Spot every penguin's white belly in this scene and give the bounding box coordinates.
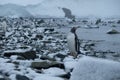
[67,32,76,53]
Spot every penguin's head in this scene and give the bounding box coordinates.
[71,26,79,33]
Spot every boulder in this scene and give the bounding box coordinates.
[40,55,56,61]
[107,29,120,34]
[59,73,71,79]
[16,74,30,80]
[31,61,65,69]
[0,75,5,80]
[55,53,67,61]
[4,46,36,59]
[35,34,43,40]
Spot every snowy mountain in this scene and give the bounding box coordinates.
[26,0,78,18]
[26,0,120,18]
[0,0,120,18]
[0,4,32,18]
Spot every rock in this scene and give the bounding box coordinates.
[117,20,120,24]
[107,29,120,34]
[55,53,67,59]
[44,28,54,32]
[4,47,36,60]
[31,61,65,69]
[37,19,45,24]
[0,75,5,80]
[35,34,43,40]
[59,72,71,79]
[95,19,101,25]
[16,74,30,80]
[55,53,67,61]
[0,79,5,80]
[17,56,26,60]
[0,74,9,80]
[40,55,56,61]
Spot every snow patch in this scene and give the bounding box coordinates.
[70,56,120,80]
[42,67,66,76]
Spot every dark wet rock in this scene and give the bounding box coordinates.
[17,56,26,60]
[55,53,67,59]
[4,49,36,60]
[35,34,43,40]
[112,25,116,27]
[107,29,120,34]
[40,55,56,61]
[44,28,54,32]
[0,78,6,80]
[117,20,120,24]
[59,72,71,79]
[112,53,120,57]
[0,74,9,80]
[0,75,5,80]
[55,53,67,61]
[16,74,30,80]
[31,61,65,69]
[95,19,101,25]
[82,20,88,23]
[108,21,115,24]
[37,19,45,24]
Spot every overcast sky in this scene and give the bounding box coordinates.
[0,0,44,5]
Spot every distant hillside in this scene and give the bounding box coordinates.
[0,0,120,18]
[0,4,32,18]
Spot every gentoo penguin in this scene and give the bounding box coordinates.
[67,27,80,58]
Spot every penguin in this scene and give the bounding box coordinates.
[67,27,80,58]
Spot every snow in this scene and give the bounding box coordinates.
[63,56,78,72]
[10,55,18,60]
[34,74,64,80]
[70,56,120,80]
[0,62,15,74]
[25,68,64,80]
[0,75,3,78]
[9,74,16,80]
[42,67,66,76]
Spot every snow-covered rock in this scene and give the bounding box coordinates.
[4,46,36,59]
[70,56,120,80]
[107,29,120,34]
[63,56,78,72]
